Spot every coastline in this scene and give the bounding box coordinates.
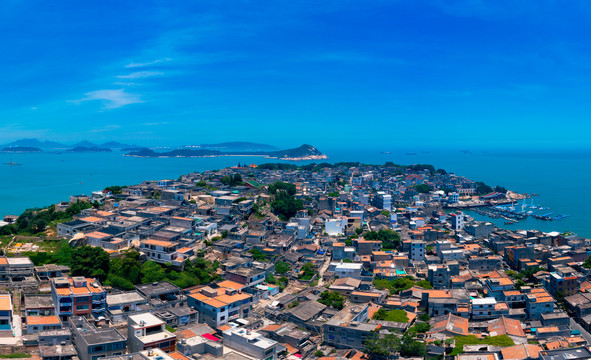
[121,153,329,161]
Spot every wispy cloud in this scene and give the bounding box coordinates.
[89,124,121,133]
[143,122,169,126]
[70,89,144,109]
[116,71,164,79]
[125,58,171,68]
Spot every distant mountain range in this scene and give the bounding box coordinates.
[1,138,137,151]
[125,144,327,160]
[0,139,327,160]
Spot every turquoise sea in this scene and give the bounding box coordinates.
[0,148,589,237]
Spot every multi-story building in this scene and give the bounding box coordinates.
[127,313,176,353]
[449,211,465,230]
[468,256,502,271]
[225,268,266,288]
[323,304,378,350]
[187,281,253,328]
[544,266,579,298]
[471,297,509,320]
[409,240,425,262]
[375,192,392,211]
[0,294,13,337]
[139,239,188,267]
[428,265,450,289]
[0,257,35,286]
[526,288,556,320]
[223,328,279,360]
[69,316,127,360]
[50,277,106,320]
[328,262,363,280]
[504,245,534,270]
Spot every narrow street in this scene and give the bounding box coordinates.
[570,318,591,345]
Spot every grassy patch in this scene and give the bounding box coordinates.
[450,335,515,356]
[0,353,32,358]
[372,309,409,323]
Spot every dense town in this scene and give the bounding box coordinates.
[0,162,590,360]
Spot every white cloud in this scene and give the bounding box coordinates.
[70,89,144,109]
[116,71,163,79]
[125,58,171,68]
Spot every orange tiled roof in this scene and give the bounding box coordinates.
[0,295,11,311]
[27,315,60,326]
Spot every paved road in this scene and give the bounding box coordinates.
[570,317,591,345]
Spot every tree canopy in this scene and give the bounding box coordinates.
[364,229,400,250]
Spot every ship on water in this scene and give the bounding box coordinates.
[3,159,21,166]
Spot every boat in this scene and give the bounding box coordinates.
[381,151,391,154]
[406,152,416,155]
[3,159,21,166]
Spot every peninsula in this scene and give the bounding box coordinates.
[124,144,328,161]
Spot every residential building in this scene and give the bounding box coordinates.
[428,265,450,289]
[69,316,127,360]
[26,315,61,334]
[323,304,378,350]
[50,277,106,320]
[409,240,425,262]
[223,327,279,360]
[0,294,12,337]
[526,288,555,320]
[127,313,176,353]
[187,281,253,328]
[544,266,579,298]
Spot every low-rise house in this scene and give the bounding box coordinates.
[223,327,279,360]
[127,313,177,353]
[106,291,150,324]
[500,344,541,360]
[472,297,509,320]
[24,295,54,316]
[487,317,526,344]
[427,313,469,339]
[136,281,184,309]
[69,316,127,360]
[323,304,378,350]
[26,315,61,334]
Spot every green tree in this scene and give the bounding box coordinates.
[298,263,316,280]
[416,280,433,289]
[275,261,290,274]
[365,332,400,360]
[141,261,166,283]
[318,291,345,310]
[70,246,110,281]
[364,229,400,250]
[249,248,267,261]
[412,184,433,194]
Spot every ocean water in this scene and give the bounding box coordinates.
[1,148,589,237]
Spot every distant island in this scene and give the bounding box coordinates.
[0,139,327,160]
[125,144,327,161]
[1,146,42,152]
[66,147,112,153]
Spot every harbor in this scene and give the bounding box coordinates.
[466,197,572,231]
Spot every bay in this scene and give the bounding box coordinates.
[0,147,589,238]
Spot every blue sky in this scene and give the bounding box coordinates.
[1,0,591,150]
